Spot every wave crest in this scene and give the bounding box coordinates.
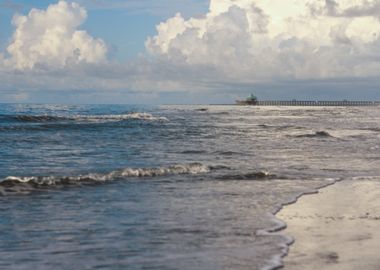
[218,171,278,180]
[295,131,334,138]
[78,113,168,122]
[0,163,209,195]
[2,113,168,123]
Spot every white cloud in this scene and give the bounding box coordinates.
[4,1,107,70]
[146,0,380,82]
[1,0,380,104]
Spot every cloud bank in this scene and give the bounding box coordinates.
[3,1,107,70]
[1,0,380,103]
[146,0,380,82]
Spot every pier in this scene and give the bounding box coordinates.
[254,100,380,107]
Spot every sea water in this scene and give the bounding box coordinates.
[0,104,379,270]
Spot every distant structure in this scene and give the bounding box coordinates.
[236,94,258,105]
[236,94,380,107]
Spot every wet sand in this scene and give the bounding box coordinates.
[277,179,380,270]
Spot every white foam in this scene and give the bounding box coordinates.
[257,178,339,270]
[11,113,169,123]
[1,163,210,187]
[74,113,169,122]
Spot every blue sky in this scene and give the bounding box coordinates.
[0,0,208,60]
[0,0,379,104]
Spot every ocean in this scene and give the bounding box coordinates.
[0,104,379,270]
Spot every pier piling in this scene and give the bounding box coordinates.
[253,100,379,107]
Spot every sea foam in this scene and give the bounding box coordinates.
[0,163,210,195]
[3,112,168,123]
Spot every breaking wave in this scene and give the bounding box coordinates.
[295,131,334,138]
[1,113,168,123]
[258,124,305,130]
[0,163,209,195]
[217,171,278,180]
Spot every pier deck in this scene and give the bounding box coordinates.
[251,101,380,106]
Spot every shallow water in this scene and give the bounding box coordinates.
[0,104,379,269]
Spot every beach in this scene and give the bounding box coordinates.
[1,104,379,270]
[278,179,380,270]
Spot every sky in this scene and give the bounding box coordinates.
[0,0,380,104]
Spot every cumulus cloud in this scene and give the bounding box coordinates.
[1,0,380,103]
[4,1,107,70]
[146,0,380,82]
[309,0,380,17]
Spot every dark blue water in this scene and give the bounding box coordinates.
[1,104,379,269]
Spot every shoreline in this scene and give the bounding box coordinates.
[276,179,380,269]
